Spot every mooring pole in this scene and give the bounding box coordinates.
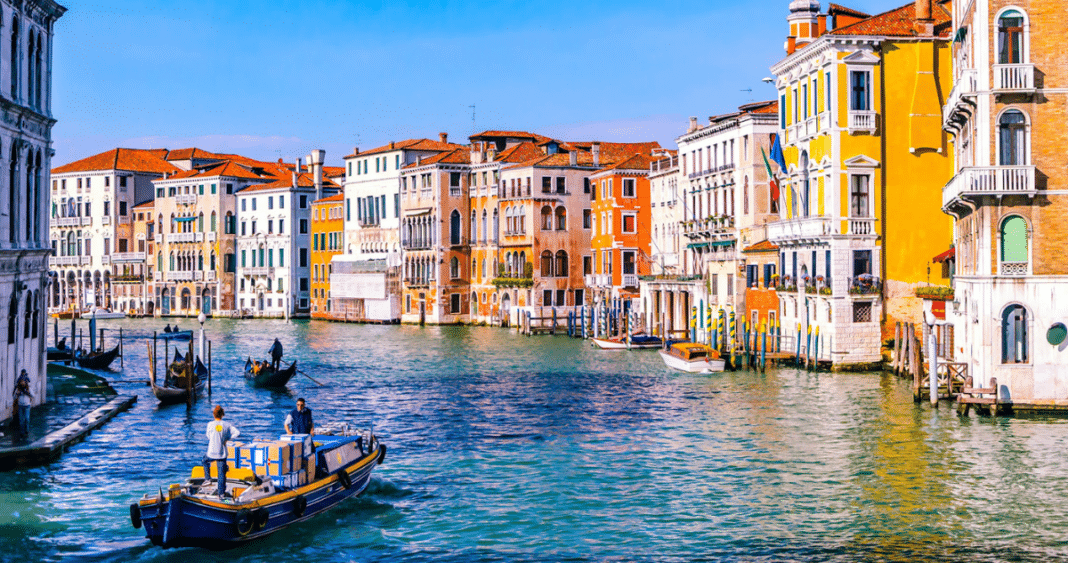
[760,322,767,374]
[929,323,938,406]
[208,340,212,396]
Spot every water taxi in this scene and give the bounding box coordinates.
[590,335,664,350]
[658,343,726,373]
[130,428,385,549]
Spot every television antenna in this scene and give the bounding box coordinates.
[469,104,476,135]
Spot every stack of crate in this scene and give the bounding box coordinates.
[227,438,309,489]
[280,433,317,483]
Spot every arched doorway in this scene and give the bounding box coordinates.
[201,288,212,316]
[180,288,192,311]
[257,292,265,312]
[501,293,511,327]
[161,288,171,316]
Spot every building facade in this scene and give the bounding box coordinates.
[588,154,652,306]
[941,0,1068,406]
[310,193,344,319]
[2,0,66,417]
[769,0,955,368]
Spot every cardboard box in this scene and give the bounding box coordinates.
[271,470,306,489]
[232,441,296,476]
[303,454,317,479]
[280,433,314,456]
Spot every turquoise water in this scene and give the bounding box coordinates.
[3,319,1068,562]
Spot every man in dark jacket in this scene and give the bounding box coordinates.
[284,398,314,435]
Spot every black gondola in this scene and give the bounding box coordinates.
[74,344,122,371]
[149,344,206,404]
[243,357,298,388]
[47,337,72,361]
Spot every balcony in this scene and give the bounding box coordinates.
[999,261,1028,276]
[101,215,112,225]
[584,274,611,287]
[175,194,198,206]
[943,68,978,130]
[766,216,835,244]
[205,270,216,282]
[154,272,162,282]
[205,232,217,242]
[848,275,882,296]
[846,217,876,236]
[993,63,1035,93]
[112,252,146,263]
[49,255,90,267]
[621,274,639,288]
[168,232,204,243]
[54,216,91,227]
[681,216,735,239]
[101,255,110,265]
[166,271,194,282]
[942,165,1036,211]
[245,267,274,277]
[154,234,162,244]
[848,111,877,135]
[193,271,204,281]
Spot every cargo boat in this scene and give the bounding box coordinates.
[130,430,386,549]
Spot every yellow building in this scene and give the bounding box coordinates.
[768,0,954,367]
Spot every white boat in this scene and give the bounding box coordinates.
[89,308,126,319]
[658,343,726,373]
[591,335,664,350]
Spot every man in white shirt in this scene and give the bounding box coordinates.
[203,405,240,498]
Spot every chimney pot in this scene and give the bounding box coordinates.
[569,151,578,166]
[786,36,797,54]
[353,147,359,155]
[817,14,827,36]
[439,132,448,144]
[688,116,698,132]
[915,0,932,21]
[592,142,601,167]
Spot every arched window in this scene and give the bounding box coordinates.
[23,290,31,338]
[492,209,498,243]
[450,256,459,279]
[210,251,216,271]
[541,206,553,230]
[1002,304,1028,364]
[9,143,18,243]
[198,212,204,232]
[26,29,33,107]
[157,252,162,271]
[998,109,1028,165]
[555,250,568,278]
[8,293,17,344]
[198,253,204,270]
[169,253,175,270]
[449,210,461,245]
[997,9,1026,64]
[225,211,233,234]
[541,250,553,276]
[1000,215,1028,274]
[10,17,19,100]
[505,252,513,277]
[471,210,477,243]
[555,207,567,230]
[520,206,527,233]
[481,258,486,279]
[34,34,42,109]
[519,251,526,276]
[31,290,38,339]
[743,176,750,215]
[210,211,217,231]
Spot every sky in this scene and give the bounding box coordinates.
[52,0,901,167]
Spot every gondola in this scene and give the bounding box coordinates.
[148,343,207,404]
[130,428,386,550]
[47,337,73,361]
[158,326,193,341]
[74,344,122,371]
[243,358,298,389]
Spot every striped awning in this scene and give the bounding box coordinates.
[686,242,708,250]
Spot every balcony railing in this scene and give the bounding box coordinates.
[942,165,1036,209]
[101,215,112,225]
[999,261,1027,276]
[205,270,216,282]
[175,194,198,206]
[766,217,835,243]
[584,274,611,287]
[245,267,274,277]
[846,217,875,236]
[848,111,877,134]
[168,232,204,243]
[205,232,217,242]
[101,255,111,265]
[112,252,146,263]
[993,63,1035,93]
[154,234,162,244]
[54,216,91,227]
[848,275,882,296]
[943,68,978,128]
[49,255,90,267]
[622,274,639,288]
[166,271,194,282]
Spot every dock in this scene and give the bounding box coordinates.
[0,394,137,470]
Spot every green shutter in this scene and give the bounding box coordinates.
[1001,216,1027,262]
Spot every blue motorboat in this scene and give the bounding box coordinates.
[130,431,386,549]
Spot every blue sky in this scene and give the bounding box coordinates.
[52,0,898,167]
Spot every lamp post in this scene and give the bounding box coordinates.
[198,312,206,360]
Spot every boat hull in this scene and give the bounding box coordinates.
[137,445,381,549]
[591,338,662,350]
[158,331,193,341]
[658,350,726,373]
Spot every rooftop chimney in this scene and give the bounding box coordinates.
[439,132,448,144]
[389,141,395,150]
[688,116,699,133]
[817,14,827,36]
[786,36,797,55]
[569,150,578,166]
[292,158,299,190]
[353,147,359,155]
[592,142,601,167]
[914,0,934,35]
[308,149,325,200]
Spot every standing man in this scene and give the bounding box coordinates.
[284,398,314,436]
[204,405,240,498]
[12,371,33,440]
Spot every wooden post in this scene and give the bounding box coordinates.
[892,322,901,374]
[795,323,802,367]
[120,327,124,369]
[929,324,938,405]
[53,317,58,347]
[911,329,921,402]
[760,322,767,374]
[552,307,557,336]
[100,328,105,352]
[208,340,212,396]
[813,326,820,370]
[187,339,194,408]
[153,332,158,384]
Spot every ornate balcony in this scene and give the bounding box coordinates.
[54,216,91,227]
[245,267,274,277]
[584,274,611,287]
[766,217,835,244]
[942,166,1036,211]
[49,255,89,267]
[168,232,204,243]
[166,271,194,282]
[992,63,1035,93]
[621,274,639,288]
[175,194,198,206]
[848,111,877,135]
[112,252,146,263]
[943,68,977,131]
[846,218,876,236]
[999,261,1028,276]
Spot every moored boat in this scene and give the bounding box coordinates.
[73,344,122,371]
[47,337,73,361]
[88,308,126,319]
[591,335,664,350]
[130,430,386,549]
[149,344,207,404]
[658,343,726,373]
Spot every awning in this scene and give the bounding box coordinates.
[686,242,708,250]
[404,208,432,217]
[932,247,955,263]
[709,240,733,247]
[953,26,968,43]
[175,216,197,222]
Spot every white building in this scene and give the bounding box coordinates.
[2,0,66,417]
[235,151,338,318]
[49,148,176,313]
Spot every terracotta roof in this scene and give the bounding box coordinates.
[156,160,273,182]
[165,148,230,161]
[314,193,345,204]
[502,152,597,171]
[742,240,780,253]
[588,141,662,165]
[470,130,550,143]
[402,148,471,169]
[596,153,654,173]
[827,3,870,18]
[52,148,180,175]
[828,1,952,38]
[237,172,341,193]
[740,100,779,115]
[132,200,154,210]
[346,138,466,159]
[494,142,544,163]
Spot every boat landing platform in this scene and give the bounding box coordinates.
[0,394,137,470]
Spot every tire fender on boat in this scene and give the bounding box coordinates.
[377,444,387,465]
[293,494,307,517]
[253,508,269,530]
[234,508,254,536]
[338,469,352,489]
[129,503,142,529]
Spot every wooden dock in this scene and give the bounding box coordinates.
[0,394,137,470]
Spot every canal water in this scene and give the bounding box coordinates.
[3,319,1068,562]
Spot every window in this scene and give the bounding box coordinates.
[763,264,775,289]
[542,289,553,306]
[450,210,461,244]
[997,10,1025,64]
[998,110,1027,165]
[583,209,592,229]
[300,195,308,208]
[853,301,872,323]
[450,257,460,279]
[450,172,461,190]
[622,178,636,198]
[241,199,246,212]
[1002,304,1028,363]
[1000,215,1028,274]
[120,176,127,188]
[299,248,307,267]
[825,71,832,112]
[583,178,591,194]
[583,256,592,275]
[780,94,787,129]
[541,251,553,276]
[299,219,308,234]
[268,197,274,210]
[853,250,872,277]
[542,177,552,194]
[279,248,284,266]
[226,183,233,194]
[252,198,257,211]
[802,82,809,119]
[622,213,637,234]
[555,177,565,194]
[541,206,553,230]
[850,71,870,111]
[850,175,870,217]
[555,207,566,230]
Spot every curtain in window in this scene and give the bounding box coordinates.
[997,11,1023,64]
[998,110,1027,165]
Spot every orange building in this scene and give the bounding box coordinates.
[310,193,345,319]
[588,154,654,305]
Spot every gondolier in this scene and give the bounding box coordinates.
[284,398,314,435]
[268,339,283,371]
[203,405,240,497]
